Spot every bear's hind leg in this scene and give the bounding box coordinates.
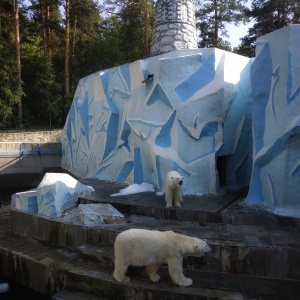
[167,257,192,287]
[146,263,161,282]
[113,258,130,283]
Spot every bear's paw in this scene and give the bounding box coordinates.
[176,278,193,287]
[150,274,161,282]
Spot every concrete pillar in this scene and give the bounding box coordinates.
[150,0,198,56]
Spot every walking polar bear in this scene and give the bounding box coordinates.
[113,229,211,287]
[165,170,184,208]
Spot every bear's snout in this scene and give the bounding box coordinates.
[204,245,211,255]
[179,180,183,185]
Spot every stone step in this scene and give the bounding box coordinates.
[69,260,300,300]
[52,287,111,300]
[221,198,300,229]
[78,178,300,228]
[77,243,114,268]
[1,206,299,299]
[77,237,300,280]
[10,206,300,280]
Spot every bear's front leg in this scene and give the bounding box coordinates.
[146,263,161,282]
[113,258,130,283]
[174,189,183,208]
[167,257,193,287]
[165,189,173,208]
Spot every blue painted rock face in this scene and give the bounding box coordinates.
[247,25,300,218]
[61,48,252,197]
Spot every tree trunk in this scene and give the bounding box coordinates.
[64,0,70,97]
[72,14,77,59]
[143,0,149,58]
[46,3,52,58]
[13,0,22,128]
[214,0,218,47]
[40,1,47,53]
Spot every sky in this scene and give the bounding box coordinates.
[226,20,253,48]
[216,0,253,48]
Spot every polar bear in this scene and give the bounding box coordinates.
[113,229,211,287]
[165,171,184,208]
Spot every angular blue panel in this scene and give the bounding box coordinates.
[95,164,111,177]
[103,113,119,160]
[200,121,218,138]
[251,42,272,153]
[172,163,189,176]
[291,164,300,177]
[155,155,163,191]
[146,83,173,109]
[116,161,134,183]
[101,71,119,114]
[78,90,90,146]
[119,64,131,92]
[155,111,176,147]
[66,104,76,157]
[246,166,264,205]
[175,53,215,103]
[120,120,131,152]
[134,147,143,184]
[267,173,277,208]
[287,50,300,105]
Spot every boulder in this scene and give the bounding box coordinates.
[11,190,38,213]
[37,173,94,218]
[78,203,125,225]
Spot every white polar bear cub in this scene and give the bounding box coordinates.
[165,170,184,208]
[113,228,211,287]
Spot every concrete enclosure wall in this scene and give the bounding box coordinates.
[0,131,62,188]
[61,48,253,195]
[246,25,300,217]
[61,25,300,217]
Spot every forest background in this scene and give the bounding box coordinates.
[0,0,299,130]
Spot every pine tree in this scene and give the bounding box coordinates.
[236,0,300,57]
[102,0,154,58]
[196,0,249,50]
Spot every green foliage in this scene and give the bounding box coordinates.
[22,37,62,127]
[1,0,296,129]
[236,0,300,57]
[196,0,249,50]
[0,45,22,129]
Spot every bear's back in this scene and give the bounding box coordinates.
[115,229,180,265]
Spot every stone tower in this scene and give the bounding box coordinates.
[150,0,198,56]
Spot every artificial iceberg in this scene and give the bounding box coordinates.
[61,25,300,218]
[246,25,300,217]
[61,48,252,196]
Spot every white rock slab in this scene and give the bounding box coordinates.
[78,203,125,225]
[37,173,95,218]
[11,189,38,213]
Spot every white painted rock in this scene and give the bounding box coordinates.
[11,189,38,213]
[78,203,125,225]
[37,173,94,218]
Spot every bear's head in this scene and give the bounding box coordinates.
[171,174,183,186]
[181,238,211,257]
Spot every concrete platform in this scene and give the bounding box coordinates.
[78,178,243,222]
[1,179,300,299]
